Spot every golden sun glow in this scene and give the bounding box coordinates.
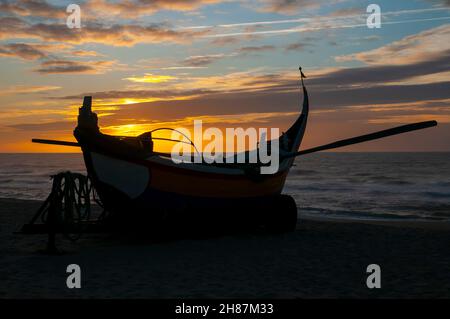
[124,73,177,83]
[0,1,449,154]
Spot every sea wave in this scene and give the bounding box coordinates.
[1,153,449,222]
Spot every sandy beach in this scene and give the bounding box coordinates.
[1,197,449,298]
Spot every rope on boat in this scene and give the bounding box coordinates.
[38,172,104,241]
[148,127,201,156]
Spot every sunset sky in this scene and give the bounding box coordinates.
[0,0,449,153]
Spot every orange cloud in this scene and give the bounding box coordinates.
[368,114,450,124]
[249,0,324,15]
[86,0,224,18]
[70,50,104,57]
[180,54,231,66]
[124,73,178,83]
[0,43,47,60]
[0,0,66,19]
[336,24,450,65]
[0,85,61,96]
[0,17,208,47]
[0,0,225,20]
[34,59,116,74]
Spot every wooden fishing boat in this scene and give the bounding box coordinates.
[32,68,437,231]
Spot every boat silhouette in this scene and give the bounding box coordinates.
[32,67,437,231]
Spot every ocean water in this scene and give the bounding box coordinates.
[0,153,449,221]
[285,153,450,221]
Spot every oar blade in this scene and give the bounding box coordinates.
[287,120,437,158]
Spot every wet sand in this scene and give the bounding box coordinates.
[1,197,449,298]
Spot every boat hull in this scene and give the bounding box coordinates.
[81,149,291,222]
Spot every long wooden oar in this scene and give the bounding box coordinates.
[32,139,80,147]
[283,120,438,159]
[32,137,194,147]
